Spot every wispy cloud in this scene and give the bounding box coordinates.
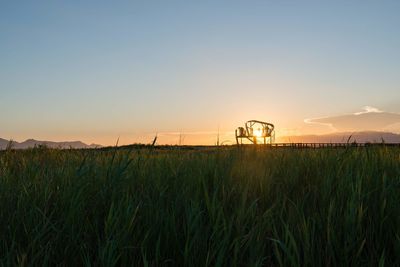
[354,106,383,115]
[305,106,400,132]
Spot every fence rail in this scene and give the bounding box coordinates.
[252,143,400,148]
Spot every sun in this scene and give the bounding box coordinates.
[253,128,262,137]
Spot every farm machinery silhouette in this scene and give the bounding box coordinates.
[235,120,275,145]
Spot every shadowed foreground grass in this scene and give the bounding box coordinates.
[0,146,399,266]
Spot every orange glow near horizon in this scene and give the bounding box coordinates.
[253,128,263,137]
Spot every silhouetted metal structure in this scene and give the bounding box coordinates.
[235,120,275,145]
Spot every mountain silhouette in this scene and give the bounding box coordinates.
[0,138,102,150]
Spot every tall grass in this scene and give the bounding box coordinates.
[0,146,399,266]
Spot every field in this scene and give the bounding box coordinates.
[0,145,399,266]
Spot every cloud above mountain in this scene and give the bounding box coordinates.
[305,106,400,132]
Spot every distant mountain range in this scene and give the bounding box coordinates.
[1,131,399,150]
[0,138,102,150]
[278,131,400,143]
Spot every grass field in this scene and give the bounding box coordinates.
[0,146,399,266]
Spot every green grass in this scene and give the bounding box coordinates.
[0,146,399,266]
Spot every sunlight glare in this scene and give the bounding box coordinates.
[253,128,262,137]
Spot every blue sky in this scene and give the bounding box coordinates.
[1,1,400,145]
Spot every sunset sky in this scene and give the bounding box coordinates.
[2,1,400,145]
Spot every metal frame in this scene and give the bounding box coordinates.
[235,120,275,145]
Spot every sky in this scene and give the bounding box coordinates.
[1,1,400,145]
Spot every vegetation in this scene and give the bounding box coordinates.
[0,146,399,266]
